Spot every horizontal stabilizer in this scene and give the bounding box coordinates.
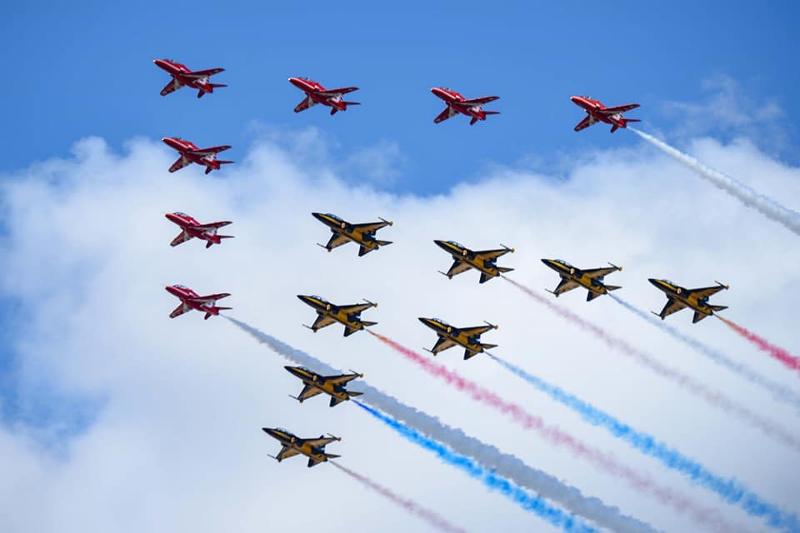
[605,285,621,291]
[497,266,514,273]
[480,343,497,351]
[360,321,377,328]
[710,305,728,312]
[343,101,360,106]
[483,111,501,115]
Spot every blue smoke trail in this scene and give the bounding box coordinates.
[354,400,597,533]
[609,294,800,414]
[487,353,800,533]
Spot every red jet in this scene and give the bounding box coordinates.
[162,137,233,175]
[153,58,227,98]
[166,284,231,320]
[431,87,500,126]
[570,96,640,133]
[165,212,233,248]
[288,77,360,115]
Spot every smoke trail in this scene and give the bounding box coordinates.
[224,317,656,533]
[353,401,595,533]
[488,352,800,533]
[630,127,800,236]
[503,276,800,453]
[330,461,467,533]
[368,330,732,531]
[717,316,800,375]
[610,294,800,412]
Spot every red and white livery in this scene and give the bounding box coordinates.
[288,77,360,115]
[162,137,233,175]
[165,212,233,249]
[166,284,231,320]
[431,87,500,126]
[153,58,227,98]
[570,96,640,133]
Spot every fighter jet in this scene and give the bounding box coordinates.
[312,212,393,256]
[284,366,363,407]
[649,278,729,323]
[162,137,233,175]
[153,58,226,98]
[434,240,514,284]
[571,96,640,133]
[541,259,622,302]
[289,77,360,115]
[262,427,341,468]
[419,317,498,360]
[431,87,500,125]
[165,212,233,248]
[297,295,377,337]
[165,284,231,320]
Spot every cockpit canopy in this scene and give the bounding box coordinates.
[325,213,344,222]
[447,240,465,249]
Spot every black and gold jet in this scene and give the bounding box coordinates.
[541,259,622,302]
[284,366,363,407]
[312,212,393,257]
[434,240,514,284]
[419,317,499,360]
[649,278,729,323]
[262,427,341,468]
[297,294,378,337]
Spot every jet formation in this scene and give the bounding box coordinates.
[297,295,378,337]
[153,58,227,98]
[435,240,515,284]
[419,318,499,360]
[312,212,393,256]
[165,212,233,248]
[262,427,341,467]
[649,279,729,323]
[541,259,622,301]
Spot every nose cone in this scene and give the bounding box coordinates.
[288,77,304,89]
[418,317,435,328]
[541,258,555,267]
[262,427,278,438]
[648,278,661,287]
[165,285,178,295]
[433,240,448,251]
[284,365,301,377]
[311,212,325,222]
[570,95,580,103]
[165,212,179,222]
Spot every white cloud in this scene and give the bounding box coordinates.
[0,128,798,533]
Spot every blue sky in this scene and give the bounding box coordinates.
[3,1,798,194]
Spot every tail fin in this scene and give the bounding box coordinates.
[710,305,728,313]
[206,235,234,249]
[330,107,338,115]
[358,245,373,257]
[480,343,498,351]
[360,321,377,328]
[497,266,514,274]
[375,240,392,247]
[348,391,363,398]
[604,285,621,292]
[470,116,478,126]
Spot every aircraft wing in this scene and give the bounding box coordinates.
[459,325,495,336]
[169,303,191,318]
[462,96,499,105]
[188,293,230,303]
[189,145,231,156]
[196,221,232,230]
[170,230,192,247]
[552,278,580,295]
[169,157,192,173]
[296,384,324,402]
[352,220,391,233]
[320,87,358,96]
[160,79,182,96]
[184,68,224,78]
[276,445,300,461]
[311,314,337,330]
[339,303,374,314]
[294,96,315,113]
[430,337,457,354]
[599,103,639,115]
[304,436,338,448]
[325,374,361,386]
[474,248,512,260]
[687,285,727,300]
[583,267,618,280]
[445,260,472,277]
[324,233,350,250]
[434,107,457,123]
[659,298,686,318]
[574,115,595,131]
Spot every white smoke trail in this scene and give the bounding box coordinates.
[610,294,800,414]
[630,127,800,236]
[225,317,656,533]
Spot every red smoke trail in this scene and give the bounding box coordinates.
[368,330,734,531]
[717,316,800,374]
[502,277,800,453]
[330,462,466,533]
